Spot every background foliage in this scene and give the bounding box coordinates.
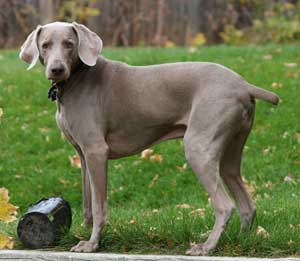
[1,0,300,48]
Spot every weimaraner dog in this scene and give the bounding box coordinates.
[19,22,279,255]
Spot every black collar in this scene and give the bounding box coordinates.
[48,81,65,102]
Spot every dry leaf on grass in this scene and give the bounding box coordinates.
[176,203,193,209]
[0,188,18,223]
[69,155,81,168]
[149,154,163,163]
[286,71,298,78]
[256,226,269,239]
[190,208,205,217]
[149,174,159,188]
[129,219,136,225]
[294,133,300,143]
[271,82,283,89]
[0,108,3,123]
[177,163,187,171]
[0,233,13,249]
[263,54,273,60]
[38,127,49,134]
[284,62,297,68]
[284,175,296,184]
[141,149,154,159]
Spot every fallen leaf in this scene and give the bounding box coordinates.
[58,177,70,185]
[271,82,283,89]
[149,174,159,188]
[0,233,13,249]
[263,54,272,60]
[284,175,296,184]
[111,186,124,193]
[129,219,136,225]
[38,127,49,134]
[284,62,297,68]
[69,155,81,168]
[6,85,13,93]
[286,71,298,78]
[294,133,300,143]
[190,208,205,217]
[0,188,18,223]
[177,163,187,171]
[0,108,3,123]
[176,203,193,209]
[256,226,269,239]
[149,154,163,163]
[141,149,154,159]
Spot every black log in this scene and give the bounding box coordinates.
[17,197,72,249]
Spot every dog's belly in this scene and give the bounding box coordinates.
[106,124,187,159]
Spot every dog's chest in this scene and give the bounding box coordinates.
[55,105,77,142]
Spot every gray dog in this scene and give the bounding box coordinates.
[19,22,279,255]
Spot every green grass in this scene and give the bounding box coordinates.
[0,45,300,257]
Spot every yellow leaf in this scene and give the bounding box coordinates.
[38,127,49,134]
[69,155,81,169]
[256,226,269,239]
[0,108,3,123]
[190,208,205,217]
[149,154,163,163]
[129,219,136,225]
[176,203,193,209]
[141,149,154,159]
[284,62,297,68]
[0,233,14,249]
[0,188,18,223]
[271,82,283,89]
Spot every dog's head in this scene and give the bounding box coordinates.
[19,22,102,82]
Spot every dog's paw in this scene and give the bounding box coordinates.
[186,243,210,256]
[70,240,98,252]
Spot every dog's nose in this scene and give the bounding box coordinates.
[50,64,65,75]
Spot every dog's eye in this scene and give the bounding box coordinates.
[42,43,49,49]
[64,41,74,49]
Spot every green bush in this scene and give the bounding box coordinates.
[221,2,300,45]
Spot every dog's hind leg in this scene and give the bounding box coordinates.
[220,114,256,230]
[183,103,243,255]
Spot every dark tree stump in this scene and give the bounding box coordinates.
[17,197,72,249]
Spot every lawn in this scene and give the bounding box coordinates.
[0,45,300,257]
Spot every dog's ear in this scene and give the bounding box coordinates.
[72,22,102,67]
[19,25,42,70]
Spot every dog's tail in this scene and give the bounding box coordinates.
[246,83,279,105]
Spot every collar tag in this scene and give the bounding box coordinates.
[48,82,63,102]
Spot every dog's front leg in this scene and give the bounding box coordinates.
[71,143,108,253]
[80,153,93,227]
